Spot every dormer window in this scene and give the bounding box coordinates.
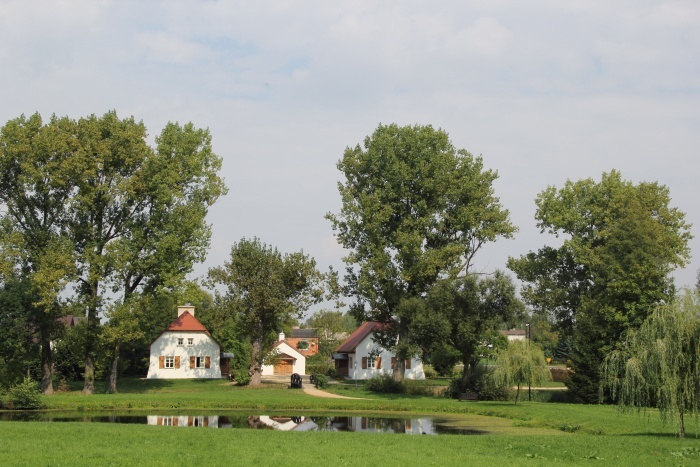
[177,338,184,346]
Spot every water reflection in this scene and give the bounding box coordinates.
[0,413,488,435]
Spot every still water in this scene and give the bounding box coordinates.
[0,413,487,435]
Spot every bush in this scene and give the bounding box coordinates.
[364,374,405,394]
[305,354,334,376]
[446,365,509,401]
[314,374,329,389]
[7,377,43,410]
[423,365,437,380]
[233,368,251,386]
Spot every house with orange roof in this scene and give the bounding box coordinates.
[333,322,424,380]
[146,305,230,379]
[261,332,306,376]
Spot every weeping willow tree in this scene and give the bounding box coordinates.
[601,293,700,438]
[491,339,551,404]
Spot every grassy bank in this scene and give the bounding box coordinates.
[1,378,697,465]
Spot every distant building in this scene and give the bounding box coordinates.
[261,332,306,376]
[498,329,527,342]
[284,327,319,356]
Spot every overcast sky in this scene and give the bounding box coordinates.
[1,1,698,308]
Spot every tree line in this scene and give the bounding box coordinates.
[0,115,694,411]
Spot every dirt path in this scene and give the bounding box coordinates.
[302,385,366,399]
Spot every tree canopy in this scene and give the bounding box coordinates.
[508,170,692,402]
[327,123,516,380]
[207,238,325,386]
[601,293,700,438]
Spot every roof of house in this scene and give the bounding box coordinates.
[289,328,318,339]
[499,329,527,336]
[166,311,209,332]
[336,322,385,353]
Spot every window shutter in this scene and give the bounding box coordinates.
[174,356,181,369]
[205,356,211,368]
[190,356,195,369]
[159,356,164,369]
[405,359,411,370]
[362,357,367,369]
[391,357,396,369]
[376,357,382,369]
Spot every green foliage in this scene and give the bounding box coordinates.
[491,340,551,404]
[446,364,510,401]
[327,123,516,379]
[296,340,309,350]
[314,374,329,389]
[415,272,525,384]
[306,310,356,358]
[364,374,406,394]
[305,354,334,376]
[208,238,325,386]
[601,293,700,438]
[508,170,692,402]
[6,377,44,410]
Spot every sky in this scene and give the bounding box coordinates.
[1,0,698,311]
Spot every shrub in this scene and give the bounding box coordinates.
[446,365,509,401]
[423,365,437,380]
[315,374,329,389]
[7,377,43,410]
[364,374,405,394]
[233,368,251,386]
[305,354,334,376]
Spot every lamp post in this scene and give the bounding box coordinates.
[526,323,531,401]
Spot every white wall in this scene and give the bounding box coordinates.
[261,342,306,375]
[147,331,221,379]
[348,333,424,380]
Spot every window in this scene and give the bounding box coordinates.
[177,338,184,346]
[195,356,206,368]
[367,356,376,369]
[187,338,194,346]
[165,356,175,368]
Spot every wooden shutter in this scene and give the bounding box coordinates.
[174,356,180,369]
[391,357,396,369]
[190,356,195,369]
[159,356,164,369]
[405,359,411,370]
[362,357,367,369]
[205,356,211,368]
[376,357,382,369]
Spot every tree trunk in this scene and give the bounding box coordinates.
[83,285,99,395]
[106,346,119,394]
[40,335,54,395]
[679,410,685,439]
[393,352,405,382]
[248,337,263,387]
[514,383,521,405]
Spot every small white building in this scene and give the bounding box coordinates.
[498,329,527,342]
[261,332,306,376]
[332,322,425,380]
[146,305,227,379]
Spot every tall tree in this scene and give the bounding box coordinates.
[327,123,515,380]
[306,310,358,358]
[207,238,325,386]
[415,271,525,390]
[508,171,692,402]
[0,114,78,393]
[601,293,700,438]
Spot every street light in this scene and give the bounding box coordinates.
[354,361,357,388]
[526,323,531,401]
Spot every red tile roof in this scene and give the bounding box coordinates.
[336,322,386,353]
[166,311,209,332]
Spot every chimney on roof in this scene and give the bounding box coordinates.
[278,332,285,342]
[178,304,195,317]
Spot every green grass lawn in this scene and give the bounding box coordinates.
[1,377,698,466]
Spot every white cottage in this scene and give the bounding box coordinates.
[261,332,306,376]
[147,305,228,379]
[333,322,425,380]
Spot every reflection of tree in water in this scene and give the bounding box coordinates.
[246,415,274,430]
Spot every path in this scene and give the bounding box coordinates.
[302,385,366,399]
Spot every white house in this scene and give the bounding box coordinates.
[146,305,229,379]
[261,332,306,376]
[332,322,425,380]
[498,329,527,342]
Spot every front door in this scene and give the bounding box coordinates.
[274,359,294,375]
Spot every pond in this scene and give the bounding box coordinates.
[0,412,488,435]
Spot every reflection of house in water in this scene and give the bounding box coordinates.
[147,415,220,428]
[254,415,318,432]
[329,416,436,435]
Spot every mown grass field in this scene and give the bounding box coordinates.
[1,378,698,466]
